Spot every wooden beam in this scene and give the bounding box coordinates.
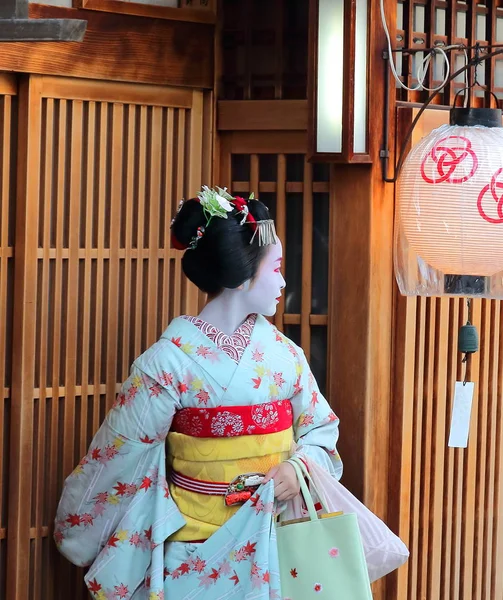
[0,4,213,87]
[217,100,308,131]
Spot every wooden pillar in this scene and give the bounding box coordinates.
[326,0,396,598]
[7,74,42,600]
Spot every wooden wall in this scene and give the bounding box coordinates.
[4,74,210,599]
[0,6,214,597]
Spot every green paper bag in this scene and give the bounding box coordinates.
[277,458,373,599]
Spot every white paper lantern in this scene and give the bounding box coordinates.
[398,110,503,277]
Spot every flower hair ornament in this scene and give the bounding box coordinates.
[171,186,277,250]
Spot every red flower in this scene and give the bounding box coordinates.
[140,435,155,444]
[160,371,174,386]
[81,513,94,526]
[91,448,102,461]
[66,514,81,527]
[149,383,162,397]
[139,476,153,491]
[252,377,262,389]
[243,541,257,556]
[114,482,128,496]
[290,568,298,578]
[114,583,129,598]
[88,578,102,593]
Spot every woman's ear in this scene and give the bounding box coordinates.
[234,280,251,292]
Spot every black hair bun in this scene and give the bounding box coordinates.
[171,195,272,296]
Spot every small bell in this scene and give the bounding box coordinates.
[458,323,479,354]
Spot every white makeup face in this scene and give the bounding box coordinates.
[244,240,286,317]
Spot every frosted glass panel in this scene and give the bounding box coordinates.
[498,18,503,42]
[495,61,503,88]
[435,8,446,35]
[455,54,466,83]
[457,12,467,38]
[477,14,487,40]
[317,0,344,153]
[353,0,368,153]
[414,6,425,32]
[397,3,404,30]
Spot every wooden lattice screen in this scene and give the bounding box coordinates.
[0,74,16,600]
[391,109,503,600]
[219,132,331,393]
[396,0,503,105]
[8,75,207,599]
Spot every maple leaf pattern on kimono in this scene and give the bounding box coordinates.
[54,314,342,598]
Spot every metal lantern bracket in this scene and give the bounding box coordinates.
[0,0,86,42]
[381,44,503,184]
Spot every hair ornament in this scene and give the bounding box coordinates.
[250,219,278,247]
[189,226,205,250]
[172,186,277,251]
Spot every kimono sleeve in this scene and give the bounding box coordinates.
[290,349,343,480]
[54,364,185,569]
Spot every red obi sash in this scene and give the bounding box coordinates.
[171,399,293,438]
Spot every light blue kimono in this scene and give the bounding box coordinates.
[54,315,342,599]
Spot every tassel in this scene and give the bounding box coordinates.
[250,220,278,246]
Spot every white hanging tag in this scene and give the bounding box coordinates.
[448,381,475,448]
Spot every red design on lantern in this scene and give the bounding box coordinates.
[477,167,503,224]
[420,136,478,184]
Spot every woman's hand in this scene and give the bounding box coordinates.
[263,461,300,501]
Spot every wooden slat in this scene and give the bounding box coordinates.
[185,92,204,317]
[32,95,53,600]
[104,103,123,411]
[0,81,16,600]
[301,159,313,359]
[121,104,135,379]
[147,106,162,346]
[7,74,42,600]
[274,154,286,331]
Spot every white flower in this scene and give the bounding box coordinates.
[197,185,234,219]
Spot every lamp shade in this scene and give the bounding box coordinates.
[398,111,503,277]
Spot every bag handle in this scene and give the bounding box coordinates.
[285,459,319,521]
[285,456,331,521]
[288,455,329,504]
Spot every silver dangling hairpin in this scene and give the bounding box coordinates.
[249,220,278,246]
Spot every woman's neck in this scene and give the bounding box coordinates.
[197,290,253,336]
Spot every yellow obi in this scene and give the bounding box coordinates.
[167,400,294,542]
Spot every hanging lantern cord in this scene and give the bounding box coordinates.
[381,45,503,184]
